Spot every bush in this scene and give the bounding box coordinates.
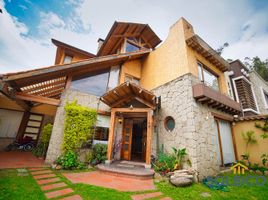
[56,151,85,170]
[91,144,107,165]
[32,143,46,157]
[153,150,176,174]
[63,101,97,152]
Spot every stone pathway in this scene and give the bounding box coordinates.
[131,191,172,200]
[29,167,82,200]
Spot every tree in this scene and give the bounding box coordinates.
[216,42,229,55]
[244,57,268,81]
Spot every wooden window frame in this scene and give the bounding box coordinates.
[164,116,175,132]
[124,73,140,84]
[197,61,220,91]
[260,86,268,109]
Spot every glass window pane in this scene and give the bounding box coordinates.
[198,63,203,81]
[63,55,73,64]
[71,72,109,96]
[126,42,140,53]
[203,68,219,91]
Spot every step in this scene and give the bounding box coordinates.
[41,182,67,191]
[45,188,74,199]
[33,173,56,180]
[131,192,163,200]
[61,194,83,200]
[31,170,53,175]
[37,177,61,185]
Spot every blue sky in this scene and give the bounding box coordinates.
[1,0,268,73]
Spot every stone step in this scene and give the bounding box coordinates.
[131,192,163,200]
[160,197,172,200]
[33,173,56,180]
[31,170,53,175]
[37,177,61,185]
[60,194,83,200]
[45,188,74,199]
[41,182,67,191]
[28,167,47,171]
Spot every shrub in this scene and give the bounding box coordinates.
[152,148,176,174]
[56,151,83,170]
[91,144,107,165]
[63,101,97,152]
[32,143,46,157]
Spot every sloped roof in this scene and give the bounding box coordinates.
[97,21,161,56]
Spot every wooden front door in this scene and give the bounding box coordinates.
[121,119,133,160]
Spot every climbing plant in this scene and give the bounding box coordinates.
[242,130,257,153]
[63,101,97,152]
[255,119,268,139]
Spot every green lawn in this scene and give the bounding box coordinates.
[1,169,268,200]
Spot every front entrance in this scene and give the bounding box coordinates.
[121,118,147,162]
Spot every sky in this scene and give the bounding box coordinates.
[0,0,268,73]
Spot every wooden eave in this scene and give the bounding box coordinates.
[193,83,241,115]
[234,115,268,122]
[51,39,96,58]
[97,21,161,56]
[101,82,157,110]
[186,34,230,72]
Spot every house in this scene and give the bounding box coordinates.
[0,18,242,179]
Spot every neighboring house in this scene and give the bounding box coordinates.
[228,59,268,116]
[0,18,242,179]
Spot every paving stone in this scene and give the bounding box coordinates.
[31,170,52,175]
[37,177,61,185]
[160,197,172,200]
[33,173,56,180]
[131,192,163,200]
[45,188,74,199]
[61,194,83,200]
[17,168,27,173]
[17,173,29,176]
[41,182,67,191]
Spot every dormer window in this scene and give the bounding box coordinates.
[63,55,73,64]
[125,41,140,53]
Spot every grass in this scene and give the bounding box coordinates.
[1,169,268,200]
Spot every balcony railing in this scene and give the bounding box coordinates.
[192,83,241,115]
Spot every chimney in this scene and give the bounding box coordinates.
[97,38,104,51]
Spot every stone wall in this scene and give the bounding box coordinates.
[249,71,268,115]
[45,89,110,163]
[152,73,233,179]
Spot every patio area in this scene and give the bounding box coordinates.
[0,151,46,169]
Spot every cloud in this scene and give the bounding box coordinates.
[1,0,268,73]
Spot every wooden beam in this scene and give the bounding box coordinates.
[16,92,60,106]
[65,75,72,89]
[110,95,133,108]
[146,110,153,165]
[134,96,156,109]
[107,110,116,161]
[112,108,152,113]
[216,119,224,166]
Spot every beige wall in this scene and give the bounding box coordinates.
[140,17,228,95]
[233,120,268,165]
[0,95,24,111]
[119,59,142,84]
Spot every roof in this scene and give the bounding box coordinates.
[234,114,268,122]
[52,39,95,58]
[186,34,230,72]
[2,50,150,102]
[97,21,161,56]
[101,82,157,109]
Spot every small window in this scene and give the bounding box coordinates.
[125,41,140,53]
[164,116,175,132]
[198,62,219,91]
[63,55,73,64]
[94,127,109,141]
[125,75,140,85]
[262,89,268,108]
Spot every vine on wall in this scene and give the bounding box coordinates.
[63,101,97,152]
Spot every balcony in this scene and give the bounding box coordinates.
[192,83,241,115]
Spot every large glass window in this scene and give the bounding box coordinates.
[71,72,109,96]
[198,62,219,91]
[63,55,73,64]
[125,41,140,53]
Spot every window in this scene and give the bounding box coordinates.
[125,74,140,85]
[164,116,175,132]
[63,55,73,64]
[125,41,140,53]
[94,127,109,141]
[262,88,268,109]
[198,62,219,91]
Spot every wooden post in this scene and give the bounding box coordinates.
[146,109,153,166]
[107,109,116,162]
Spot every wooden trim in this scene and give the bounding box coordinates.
[215,119,224,166]
[16,92,60,106]
[16,111,30,140]
[107,110,116,160]
[97,110,111,116]
[65,75,72,89]
[231,124,238,161]
[134,97,156,109]
[146,110,153,165]
[112,108,151,113]
[211,112,233,122]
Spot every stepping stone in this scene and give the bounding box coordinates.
[61,194,83,200]
[33,173,56,180]
[31,170,52,175]
[160,197,172,200]
[131,192,163,200]
[41,182,67,191]
[28,167,47,171]
[18,173,29,176]
[45,188,74,199]
[37,177,61,185]
[17,168,28,173]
